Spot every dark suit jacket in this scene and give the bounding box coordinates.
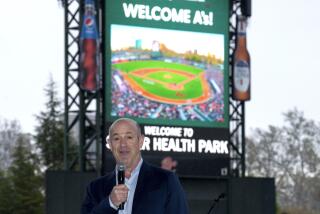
[81,161,189,214]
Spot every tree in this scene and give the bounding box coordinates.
[0,119,21,170]
[281,109,320,211]
[0,170,15,214]
[246,125,283,178]
[0,134,44,214]
[34,76,65,170]
[246,109,320,213]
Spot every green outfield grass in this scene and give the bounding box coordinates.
[113,60,205,101]
[113,60,203,75]
[130,75,202,100]
[147,71,188,84]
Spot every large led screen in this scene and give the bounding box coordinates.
[105,0,229,128]
[104,0,230,176]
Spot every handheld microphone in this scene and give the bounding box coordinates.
[117,163,125,210]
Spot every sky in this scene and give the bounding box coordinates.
[246,0,320,132]
[111,25,224,59]
[0,0,319,135]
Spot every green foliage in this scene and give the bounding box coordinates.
[0,170,15,214]
[34,76,65,170]
[0,135,44,214]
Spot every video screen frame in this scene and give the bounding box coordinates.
[104,0,230,128]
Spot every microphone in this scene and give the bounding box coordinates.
[117,163,125,210]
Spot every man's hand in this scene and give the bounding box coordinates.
[109,184,129,207]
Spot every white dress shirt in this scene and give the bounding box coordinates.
[109,159,143,214]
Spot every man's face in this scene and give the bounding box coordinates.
[108,120,144,170]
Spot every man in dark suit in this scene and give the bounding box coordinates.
[81,118,189,214]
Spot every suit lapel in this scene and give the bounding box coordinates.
[132,162,149,214]
[103,171,116,198]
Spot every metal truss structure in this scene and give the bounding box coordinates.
[63,0,102,172]
[228,0,247,177]
[63,0,246,177]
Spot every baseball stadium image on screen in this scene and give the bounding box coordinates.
[109,24,227,127]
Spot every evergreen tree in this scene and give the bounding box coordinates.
[35,76,65,170]
[0,170,15,214]
[2,134,44,214]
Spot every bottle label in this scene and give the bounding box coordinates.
[234,60,250,92]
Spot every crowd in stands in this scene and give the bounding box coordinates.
[111,67,225,123]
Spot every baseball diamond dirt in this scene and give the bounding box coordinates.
[113,60,213,105]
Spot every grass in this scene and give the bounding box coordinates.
[113,60,203,75]
[113,60,205,101]
[146,71,188,84]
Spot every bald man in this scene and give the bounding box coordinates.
[81,118,189,214]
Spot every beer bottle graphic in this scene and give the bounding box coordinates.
[79,0,100,92]
[232,15,251,101]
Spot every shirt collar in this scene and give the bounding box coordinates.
[126,158,143,184]
[115,159,143,184]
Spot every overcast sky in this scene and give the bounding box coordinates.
[246,0,320,132]
[0,0,319,135]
